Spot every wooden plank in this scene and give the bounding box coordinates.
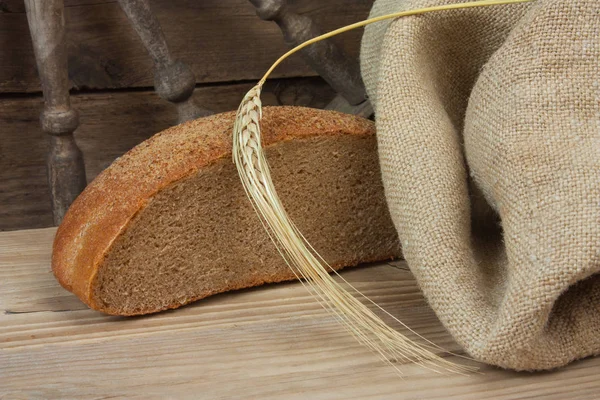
[1,228,599,399]
[0,0,372,93]
[0,77,336,231]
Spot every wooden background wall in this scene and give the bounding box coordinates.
[0,0,374,231]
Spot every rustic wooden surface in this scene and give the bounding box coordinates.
[0,0,372,93]
[0,77,336,231]
[1,228,599,399]
[1,0,370,231]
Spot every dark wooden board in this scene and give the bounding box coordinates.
[0,0,373,93]
[0,77,336,231]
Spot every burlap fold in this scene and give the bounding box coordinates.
[361,0,599,370]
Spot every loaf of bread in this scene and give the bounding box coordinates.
[52,107,401,315]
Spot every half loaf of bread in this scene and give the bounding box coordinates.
[52,107,401,315]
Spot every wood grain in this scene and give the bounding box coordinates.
[1,228,599,399]
[24,0,89,225]
[0,77,336,231]
[0,0,372,93]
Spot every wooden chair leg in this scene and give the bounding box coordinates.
[117,0,213,123]
[324,94,373,118]
[24,0,87,225]
[249,0,372,116]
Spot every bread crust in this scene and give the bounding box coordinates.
[52,107,376,312]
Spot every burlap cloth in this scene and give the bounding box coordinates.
[361,0,599,370]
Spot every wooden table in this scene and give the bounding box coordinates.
[1,228,599,399]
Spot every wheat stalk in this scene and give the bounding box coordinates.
[233,0,534,374]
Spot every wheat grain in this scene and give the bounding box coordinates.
[233,0,534,374]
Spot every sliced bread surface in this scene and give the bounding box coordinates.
[52,107,401,315]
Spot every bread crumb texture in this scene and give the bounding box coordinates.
[52,107,400,315]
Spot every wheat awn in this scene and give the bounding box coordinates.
[232,0,534,374]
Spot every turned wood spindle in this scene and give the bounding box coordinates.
[25,0,87,225]
[249,0,372,116]
[118,0,212,123]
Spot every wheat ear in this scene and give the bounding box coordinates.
[233,0,534,374]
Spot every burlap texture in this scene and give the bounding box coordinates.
[361,0,600,370]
